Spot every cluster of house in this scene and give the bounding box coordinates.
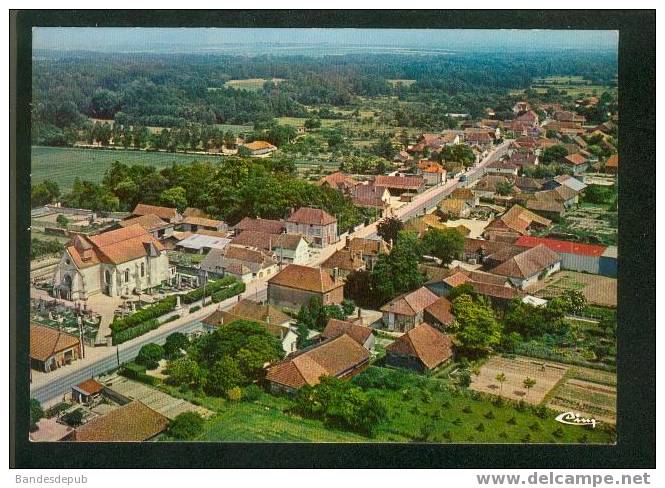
[51,202,347,301]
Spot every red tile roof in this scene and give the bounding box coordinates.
[287,207,337,226]
[490,244,561,279]
[424,297,455,326]
[30,323,80,362]
[74,378,105,396]
[265,334,370,389]
[74,401,169,442]
[321,318,373,346]
[268,264,344,293]
[386,323,453,370]
[132,203,178,221]
[374,175,425,190]
[515,236,607,257]
[380,287,439,316]
[234,217,286,235]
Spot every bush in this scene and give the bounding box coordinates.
[62,408,84,427]
[168,412,204,440]
[242,384,264,402]
[136,343,164,370]
[484,411,495,420]
[507,416,517,425]
[164,332,189,359]
[211,281,246,303]
[227,386,243,401]
[30,399,44,432]
[120,362,161,385]
[476,423,485,432]
[189,306,201,313]
[462,405,472,414]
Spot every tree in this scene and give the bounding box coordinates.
[31,181,60,208]
[371,133,397,159]
[56,214,70,228]
[166,357,203,389]
[451,294,502,358]
[561,290,587,315]
[159,186,188,212]
[523,377,536,398]
[168,412,204,440]
[295,322,313,349]
[164,332,189,359]
[495,180,515,196]
[136,343,164,370]
[63,408,85,427]
[422,228,465,265]
[371,231,424,304]
[448,283,477,301]
[206,356,245,396]
[376,217,404,245]
[495,372,507,394]
[304,118,322,130]
[296,296,347,332]
[540,145,568,164]
[341,299,356,316]
[30,399,44,432]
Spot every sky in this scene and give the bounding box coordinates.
[32,28,618,54]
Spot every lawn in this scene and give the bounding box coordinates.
[31,146,219,191]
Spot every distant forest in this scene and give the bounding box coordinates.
[32,50,618,145]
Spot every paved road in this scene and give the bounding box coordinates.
[30,141,511,404]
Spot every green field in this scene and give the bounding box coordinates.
[32,146,220,191]
[223,78,286,91]
[387,79,417,87]
[158,367,615,443]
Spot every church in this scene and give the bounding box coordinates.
[52,225,173,300]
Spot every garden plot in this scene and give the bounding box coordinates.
[101,374,213,420]
[546,375,616,425]
[550,206,617,245]
[525,271,617,308]
[470,356,568,405]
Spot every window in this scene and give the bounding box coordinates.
[140,263,145,277]
[104,270,111,284]
[124,269,129,282]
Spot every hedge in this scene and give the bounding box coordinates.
[110,296,178,333]
[113,319,160,345]
[211,281,246,303]
[120,362,161,386]
[181,276,239,304]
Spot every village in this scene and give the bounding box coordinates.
[29,91,618,443]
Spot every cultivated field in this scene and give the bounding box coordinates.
[546,366,617,424]
[32,146,217,191]
[526,271,617,308]
[470,356,567,405]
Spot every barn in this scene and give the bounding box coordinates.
[514,236,608,275]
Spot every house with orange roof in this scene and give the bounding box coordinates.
[562,153,589,174]
[241,140,277,156]
[52,224,173,300]
[131,203,181,224]
[380,286,440,332]
[30,323,81,372]
[267,264,345,310]
[265,334,370,393]
[286,207,338,248]
[605,154,618,174]
[385,323,454,373]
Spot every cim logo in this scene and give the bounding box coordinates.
[555,411,597,429]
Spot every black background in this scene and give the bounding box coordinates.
[10,9,656,469]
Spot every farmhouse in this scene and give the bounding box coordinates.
[351,184,391,214]
[344,236,390,270]
[485,160,520,176]
[117,214,174,240]
[562,153,589,174]
[543,174,587,193]
[317,171,359,193]
[385,323,454,373]
[373,175,425,195]
[265,334,370,394]
[30,323,81,372]
[180,215,227,234]
[488,244,561,289]
[286,207,338,248]
[242,140,277,156]
[131,203,181,224]
[321,249,366,279]
[74,400,169,442]
[52,225,172,300]
[230,231,311,265]
[483,204,551,240]
[380,286,440,333]
[267,264,345,310]
[321,318,375,350]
